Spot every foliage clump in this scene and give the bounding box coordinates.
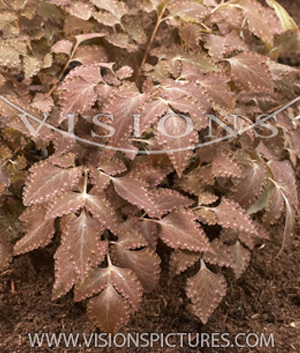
[0,0,300,333]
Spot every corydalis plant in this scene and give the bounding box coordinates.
[0,0,299,333]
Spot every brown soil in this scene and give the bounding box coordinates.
[1,219,300,353]
[1,1,300,352]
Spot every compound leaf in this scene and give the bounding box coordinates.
[23,161,83,206]
[62,210,107,280]
[186,260,227,324]
[112,174,159,218]
[157,208,211,252]
[111,244,161,291]
[228,241,251,279]
[227,52,274,94]
[87,284,131,333]
[14,206,55,256]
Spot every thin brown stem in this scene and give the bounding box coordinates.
[106,248,112,267]
[103,231,113,267]
[83,168,89,194]
[205,0,236,19]
[46,41,79,97]
[0,68,23,86]
[46,58,71,97]
[0,0,10,8]
[138,1,169,76]
[140,217,159,223]
[192,204,211,211]
[0,159,9,169]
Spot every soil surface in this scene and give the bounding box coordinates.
[1,1,300,352]
[1,218,300,353]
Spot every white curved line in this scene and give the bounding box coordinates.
[0,94,299,155]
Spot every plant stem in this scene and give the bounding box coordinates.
[83,168,89,194]
[106,248,112,267]
[140,217,159,223]
[104,232,112,267]
[0,68,23,86]
[138,1,169,76]
[206,0,236,19]
[46,42,78,97]
[46,58,71,97]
